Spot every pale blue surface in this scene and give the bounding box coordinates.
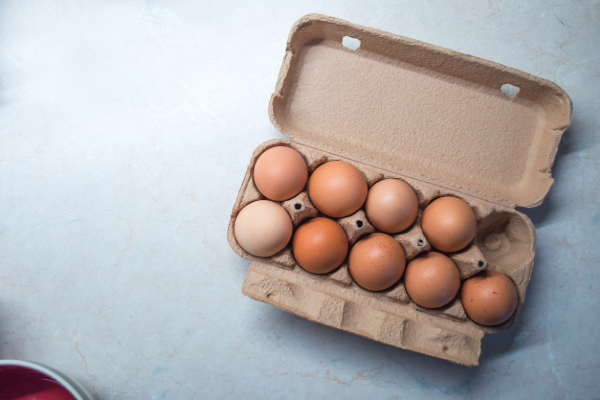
[0,1,598,399]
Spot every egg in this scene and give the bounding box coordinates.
[421,196,477,253]
[365,179,418,233]
[461,270,518,326]
[292,217,348,274]
[308,161,368,218]
[253,146,308,201]
[234,200,293,257]
[349,233,406,291]
[404,252,461,308]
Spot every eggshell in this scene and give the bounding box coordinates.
[253,146,308,201]
[234,200,293,257]
[404,252,461,308]
[349,233,406,291]
[293,217,348,274]
[308,161,368,218]
[461,270,518,326]
[421,197,477,253]
[365,179,418,233]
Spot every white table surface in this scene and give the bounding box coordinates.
[1,1,599,399]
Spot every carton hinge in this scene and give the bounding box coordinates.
[291,139,516,210]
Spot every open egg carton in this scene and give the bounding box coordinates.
[227,15,572,366]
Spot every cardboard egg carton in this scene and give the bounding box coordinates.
[227,14,572,366]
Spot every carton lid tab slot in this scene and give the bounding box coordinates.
[342,36,361,51]
[501,83,520,98]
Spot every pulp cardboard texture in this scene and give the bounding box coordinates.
[227,14,572,366]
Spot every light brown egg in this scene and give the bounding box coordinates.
[253,146,308,201]
[404,252,461,308]
[421,196,477,253]
[365,179,418,233]
[234,200,293,257]
[308,161,368,218]
[292,217,348,274]
[349,233,406,291]
[461,270,518,326]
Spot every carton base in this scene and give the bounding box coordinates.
[243,261,484,366]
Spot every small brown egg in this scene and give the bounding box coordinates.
[421,196,477,253]
[292,217,348,274]
[253,146,308,201]
[308,161,368,218]
[461,270,518,326]
[365,179,418,233]
[349,233,406,291]
[234,200,293,257]
[404,252,461,308]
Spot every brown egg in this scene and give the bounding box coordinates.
[234,200,293,257]
[292,217,348,274]
[421,196,477,253]
[308,161,368,218]
[253,146,308,201]
[349,233,406,291]
[461,270,518,326]
[365,179,418,233]
[404,252,461,308]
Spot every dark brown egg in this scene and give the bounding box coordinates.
[253,146,308,201]
[308,161,368,218]
[404,252,461,308]
[349,233,406,291]
[292,218,348,274]
[461,270,518,326]
[421,196,477,253]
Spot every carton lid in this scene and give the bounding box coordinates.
[269,15,572,208]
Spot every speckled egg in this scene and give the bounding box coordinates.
[349,233,406,291]
[404,252,461,308]
[461,270,518,326]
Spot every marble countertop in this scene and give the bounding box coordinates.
[1,1,598,398]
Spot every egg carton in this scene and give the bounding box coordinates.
[228,140,537,365]
[227,15,572,366]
